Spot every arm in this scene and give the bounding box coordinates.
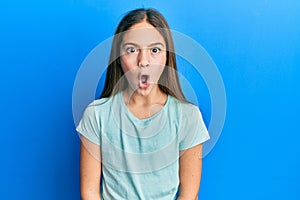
[80,136,102,200]
[177,144,203,200]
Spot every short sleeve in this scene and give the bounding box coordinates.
[76,104,101,146]
[179,105,210,151]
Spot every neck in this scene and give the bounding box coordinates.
[123,85,166,106]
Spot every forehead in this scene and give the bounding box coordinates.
[122,22,165,46]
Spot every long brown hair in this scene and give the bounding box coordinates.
[100,8,187,102]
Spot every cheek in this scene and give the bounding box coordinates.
[120,56,134,73]
[149,65,165,82]
[120,57,139,83]
[154,52,167,66]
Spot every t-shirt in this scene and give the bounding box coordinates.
[76,91,210,200]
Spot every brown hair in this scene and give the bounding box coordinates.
[100,8,187,102]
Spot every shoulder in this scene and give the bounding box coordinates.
[168,95,201,116]
[87,97,111,108]
[83,97,112,116]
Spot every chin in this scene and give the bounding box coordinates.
[135,84,154,96]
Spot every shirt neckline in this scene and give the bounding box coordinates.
[118,91,171,123]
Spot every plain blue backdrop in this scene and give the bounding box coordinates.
[0,0,299,199]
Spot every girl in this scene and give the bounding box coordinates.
[76,8,210,200]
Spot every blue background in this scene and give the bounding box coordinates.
[1,0,299,199]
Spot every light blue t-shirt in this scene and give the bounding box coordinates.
[76,92,210,200]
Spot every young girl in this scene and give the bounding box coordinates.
[76,8,210,200]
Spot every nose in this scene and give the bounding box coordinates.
[138,49,150,68]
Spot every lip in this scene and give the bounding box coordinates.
[138,73,150,89]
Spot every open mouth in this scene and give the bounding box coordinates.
[141,74,148,84]
[139,74,150,89]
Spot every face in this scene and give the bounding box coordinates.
[119,21,167,95]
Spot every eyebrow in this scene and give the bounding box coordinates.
[122,42,165,48]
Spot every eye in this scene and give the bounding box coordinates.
[151,47,161,54]
[126,47,137,54]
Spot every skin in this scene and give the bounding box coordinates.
[80,137,102,200]
[178,144,203,200]
[80,21,203,200]
[120,21,168,118]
